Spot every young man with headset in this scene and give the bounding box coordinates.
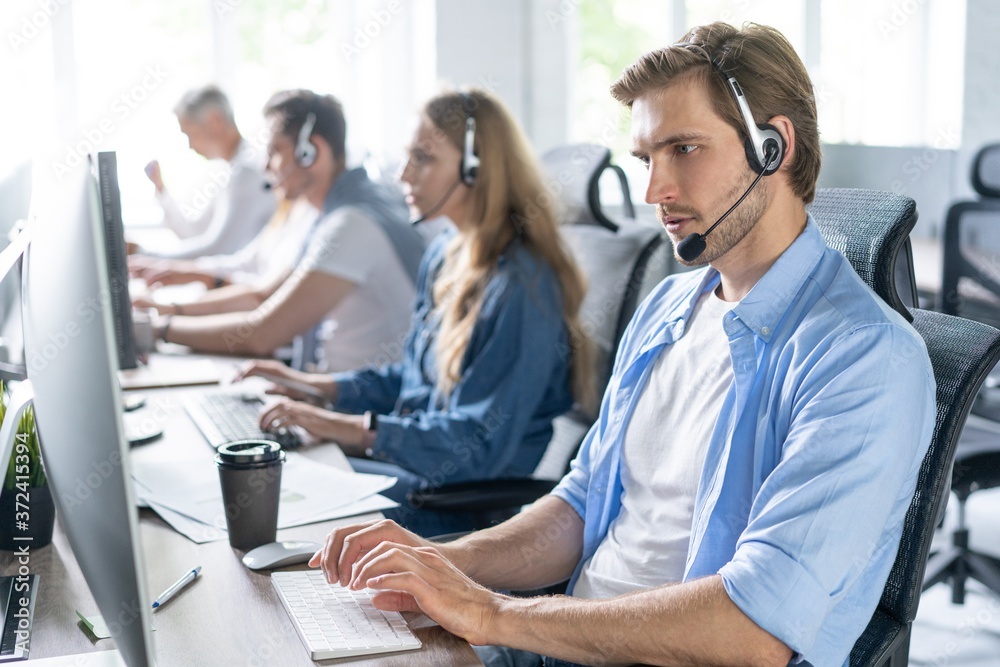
[307,22,936,666]
[152,89,426,371]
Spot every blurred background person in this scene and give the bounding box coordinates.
[238,88,594,537]
[132,84,276,259]
[148,89,426,372]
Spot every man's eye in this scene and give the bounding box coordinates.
[635,156,650,168]
[677,145,697,155]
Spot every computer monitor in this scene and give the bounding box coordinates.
[20,163,154,665]
[0,161,33,382]
[94,151,139,371]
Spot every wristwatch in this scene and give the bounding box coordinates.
[363,410,378,433]
[362,411,378,458]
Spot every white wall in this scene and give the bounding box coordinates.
[434,0,572,153]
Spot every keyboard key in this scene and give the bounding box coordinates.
[185,391,302,449]
[272,571,421,660]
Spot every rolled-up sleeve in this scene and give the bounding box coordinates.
[331,364,405,415]
[719,323,935,657]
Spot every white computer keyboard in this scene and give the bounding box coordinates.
[271,571,422,660]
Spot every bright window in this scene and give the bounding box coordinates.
[572,0,966,202]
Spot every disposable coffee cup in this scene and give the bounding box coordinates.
[215,440,285,550]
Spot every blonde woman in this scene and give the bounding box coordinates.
[239,88,592,536]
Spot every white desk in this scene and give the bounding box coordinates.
[1,362,482,666]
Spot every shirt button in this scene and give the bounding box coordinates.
[761,326,771,336]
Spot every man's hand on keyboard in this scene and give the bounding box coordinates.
[309,519,503,647]
[310,519,434,587]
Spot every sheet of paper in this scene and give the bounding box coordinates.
[131,452,397,541]
[139,492,396,543]
[24,650,127,667]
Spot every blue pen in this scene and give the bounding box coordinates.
[152,566,202,610]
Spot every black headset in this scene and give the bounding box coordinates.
[295,112,318,168]
[458,92,480,186]
[678,42,785,175]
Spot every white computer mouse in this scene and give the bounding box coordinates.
[242,540,323,570]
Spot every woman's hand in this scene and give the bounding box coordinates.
[258,398,367,454]
[234,360,336,404]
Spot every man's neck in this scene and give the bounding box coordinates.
[712,197,808,302]
[305,162,346,210]
[220,131,243,162]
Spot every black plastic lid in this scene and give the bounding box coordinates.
[215,440,284,465]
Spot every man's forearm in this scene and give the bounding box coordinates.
[441,495,584,591]
[187,284,266,314]
[490,575,792,667]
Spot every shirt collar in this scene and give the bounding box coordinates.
[726,214,825,342]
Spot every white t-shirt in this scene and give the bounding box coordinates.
[152,139,276,258]
[299,207,416,372]
[195,198,319,287]
[574,287,734,599]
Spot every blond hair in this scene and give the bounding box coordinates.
[611,22,821,203]
[425,89,594,411]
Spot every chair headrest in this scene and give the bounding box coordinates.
[541,144,618,231]
[972,143,1000,199]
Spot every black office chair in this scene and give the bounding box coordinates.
[851,311,1000,666]
[410,144,662,526]
[733,189,1000,665]
[807,188,919,319]
[920,142,1000,605]
[938,142,1000,328]
[792,189,1000,666]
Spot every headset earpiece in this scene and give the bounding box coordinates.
[719,72,785,175]
[678,43,786,176]
[295,112,318,168]
[458,93,479,186]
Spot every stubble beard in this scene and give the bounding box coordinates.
[673,170,771,267]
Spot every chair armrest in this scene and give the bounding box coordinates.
[407,478,558,513]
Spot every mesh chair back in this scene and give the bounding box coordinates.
[807,188,918,322]
[939,144,1000,326]
[850,310,1000,666]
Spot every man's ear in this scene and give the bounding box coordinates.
[767,115,796,171]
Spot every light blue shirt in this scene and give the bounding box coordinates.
[552,218,935,666]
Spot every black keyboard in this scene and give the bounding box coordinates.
[184,391,302,449]
[0,573,37,661]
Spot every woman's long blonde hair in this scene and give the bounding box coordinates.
[426,89,594,411]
